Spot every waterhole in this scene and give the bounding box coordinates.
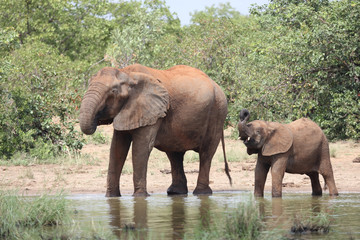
[69,191,360,239]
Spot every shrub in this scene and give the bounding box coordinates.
[0,42,85,160]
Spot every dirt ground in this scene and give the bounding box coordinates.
[1,125,360,196]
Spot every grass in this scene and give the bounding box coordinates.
[0,190,117,240]
[330,148,337,158]
[329,140,360,159]
[0,191,69,239]
[122,162,134,175]
[224,148,254,163]
[19,168,35,180]
[149,148,169,170]
[229,128,241,140]
[330,145,338,158]
[215,140,256,163]
[291,211,331,234]
[185,151,199,163]
[86,130,110,145]
[0,151,99,166]
[188,197,265,240]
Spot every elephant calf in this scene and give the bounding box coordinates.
[238,109,338,198]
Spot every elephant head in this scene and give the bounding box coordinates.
[237,109,293,156]
[79,67,170,135]
[238,109,250,141]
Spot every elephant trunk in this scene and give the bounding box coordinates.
[238,109,250,140]
[79,83,108,135]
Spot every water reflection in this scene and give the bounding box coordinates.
[170,196,186,239]
[198,195,211,229]
[107,197,129,239]
[257,194,351,240]
[133,197,148,229]
[258,198,285,230]
[70,193,360,240]
[106,194,218,239]
[259,195,331,216]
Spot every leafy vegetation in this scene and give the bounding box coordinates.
[0,41,85,159]
[249,0,360,139]
[0,191,117,240]
[1,0,359,160]
[190,198,264,240]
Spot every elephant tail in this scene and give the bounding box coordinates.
[221,130,232,186]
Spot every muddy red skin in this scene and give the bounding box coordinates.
[79,64,229,197]
[238,109,338,198]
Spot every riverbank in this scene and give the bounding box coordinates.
[1,125,359,196]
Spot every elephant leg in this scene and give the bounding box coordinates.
[193,150,213,195]
[319,141,339,196]
[307,172,322,196]
[193,138,220,195]
[324,177,338,196]
[166,151,188,195]
[254,158,270,197]
[106,131,132,197]
[320,168,338,196]
[131,120,162,197]
[270,156,287,198]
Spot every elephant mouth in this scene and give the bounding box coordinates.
[80,116,113,135]
[244,136,254,146]
[94,109,114,126]
[97,118,113,125]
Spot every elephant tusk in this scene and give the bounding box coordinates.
[247,137,251,141]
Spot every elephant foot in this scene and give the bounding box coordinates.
[106,188,121,197]
[193,185,212,195]
[254,192,264,198]
[133,190,150,197]
[312,191,322,196]
[271,193,282,198]
[167,184,188,195]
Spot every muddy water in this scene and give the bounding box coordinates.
[69,191,360,239]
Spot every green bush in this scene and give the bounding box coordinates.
[247,0,360,140]
[88,131,109,145]
[0,42,85,160]
[0,0,359,164]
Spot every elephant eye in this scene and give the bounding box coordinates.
[111,88,118,94]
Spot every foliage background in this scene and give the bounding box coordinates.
[0,0,359,160]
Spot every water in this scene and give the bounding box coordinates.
[68,191,360,239]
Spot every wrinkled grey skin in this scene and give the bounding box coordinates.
[238,109,338,198]
[79,64,231,197]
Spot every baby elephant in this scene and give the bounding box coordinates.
[238,109,338,198]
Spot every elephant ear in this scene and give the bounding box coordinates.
[113,72,169,131]
[262,122,293,156]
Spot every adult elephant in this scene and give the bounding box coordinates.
[238,109,338,198]
[79,64,231,197]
